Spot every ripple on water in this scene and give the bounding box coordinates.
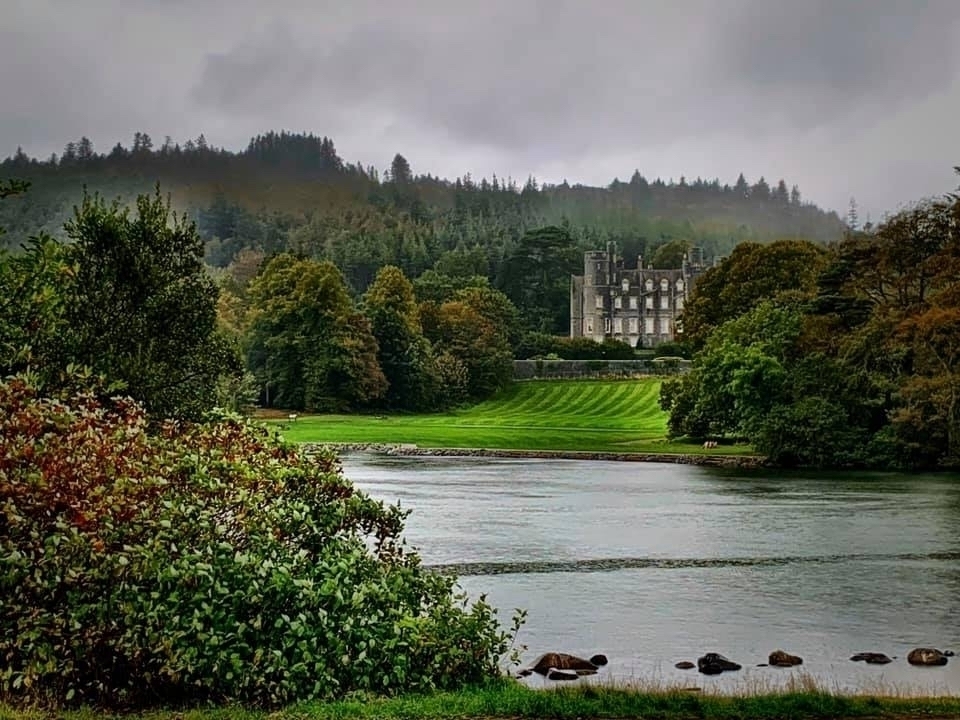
[345,455,960,694]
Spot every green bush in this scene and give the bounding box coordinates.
[0,377,513,709]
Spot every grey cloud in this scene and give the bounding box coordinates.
[712,0,960,126]
[3,0,960,218]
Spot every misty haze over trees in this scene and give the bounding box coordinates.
[0,131,846,292]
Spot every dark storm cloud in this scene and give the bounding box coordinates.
[3,0,960,217]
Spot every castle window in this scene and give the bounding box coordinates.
[595,295,604,309]
[614,296,622,309]
[613,318,622,334]
[629,296,638,310]
[622,278,630,292]
[628,317,638,333]
[604,318,611,333]
[644,317,654,335]
[660,294,669,309]
[676,296,684,311]
[676,279,685,292]
[645,278,654,291]
[645,296,654,310]
[660,278,669,292]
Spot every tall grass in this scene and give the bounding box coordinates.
[8,679,960,719]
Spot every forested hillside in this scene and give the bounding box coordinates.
[1,131,846,295]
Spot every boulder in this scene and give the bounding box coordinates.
[850,652,892,665]
[527,652,598,676]
[768,650,803,667]
[675,661,695,670]
[697,653,742,675]
[907,648,948,666]
[589,654,609,667]
[944,650,955,657]
[548,669,580,681]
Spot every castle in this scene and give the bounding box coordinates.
[570,244,708,347]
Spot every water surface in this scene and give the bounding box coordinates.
[344,454,960,693]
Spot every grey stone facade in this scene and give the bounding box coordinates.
[570,243,706,347]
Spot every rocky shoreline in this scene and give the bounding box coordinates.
[520,648,953,682]
[301,442,767,469]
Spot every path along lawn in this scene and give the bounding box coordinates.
[270,379,753,456]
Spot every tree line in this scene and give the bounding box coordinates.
[662,173,960,469]
[1,131,847,335]
[0,183,534,417]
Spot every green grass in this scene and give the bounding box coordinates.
[6,681,960,719]
[270,379,752,455]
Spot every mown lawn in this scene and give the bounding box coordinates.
[269,379,754,455]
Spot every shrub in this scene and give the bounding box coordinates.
[0,377,513,709]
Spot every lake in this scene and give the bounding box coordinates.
[342,453,960,694]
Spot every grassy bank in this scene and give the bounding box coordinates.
[6,682,960,719]
[269,379,754,455]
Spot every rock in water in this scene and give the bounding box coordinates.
[697,653,742,675]
[907,648,948,666]
[768,650,803,667]
[548,669,580,681]
[945,650,955,657]
[589,654,609,666]
[675,661,695,669]
[527,652,598,676]
[850,652,892,665]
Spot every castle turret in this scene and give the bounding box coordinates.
[580,249,611,342]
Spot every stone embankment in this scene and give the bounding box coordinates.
[301,443,767,469]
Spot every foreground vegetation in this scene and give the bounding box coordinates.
[0,378,513,709]
[273,379,752,455]
[5,681,960,719]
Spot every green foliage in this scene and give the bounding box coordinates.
[364,266,440,411]
[650,238,689,269]
[412,270,489,305]
[236,683,960,720]
[515,333,636,360]
[752,396,870,467]
[499,225,581,334]
[430,301,512,400]
[61,189,239,420]
[0,237,74,385]
[681,239,828,346]
[665,178,960,468]
[248,254,387,411]
[0,377,513,709]
[214,369,260,414]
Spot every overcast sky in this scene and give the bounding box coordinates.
[3,0,959,220]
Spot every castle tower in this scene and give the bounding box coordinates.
[580,248,611,342]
